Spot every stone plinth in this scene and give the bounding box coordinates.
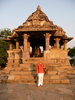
[22,51,30,63]
[7,50,14,67]
[14,49,21,64]
[0,48,75,84]
[44,48,68,59]
[7,49,22,68]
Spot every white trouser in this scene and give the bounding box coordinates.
[37,73,44,86]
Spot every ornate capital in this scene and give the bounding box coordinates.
[54,38,60,42]
[64,40,68,43]
[23,34,29,39]
[44,33,51,38]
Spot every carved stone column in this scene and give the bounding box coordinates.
[61,45,64,50]
[23,34,29,63]
[27,42,30,54]
[54,38,60,49]
[64,40,68,50]
[12,39,21,66]
[45,33,51,50]
[16,39,19,49]
[9,42,13,50]
[23,34,29,51]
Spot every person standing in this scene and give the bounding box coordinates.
[36,61,46,86]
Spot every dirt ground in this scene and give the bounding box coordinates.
[0,74,75,100]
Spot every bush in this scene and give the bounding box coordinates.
[0,40,9,68]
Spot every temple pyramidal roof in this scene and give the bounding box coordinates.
[7,6,73,41]
[14,5,64,32]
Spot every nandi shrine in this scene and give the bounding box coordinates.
[2,6,75,83]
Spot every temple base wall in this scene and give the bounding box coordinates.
[1,49,75,84]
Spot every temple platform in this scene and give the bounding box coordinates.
[0,56,75,84]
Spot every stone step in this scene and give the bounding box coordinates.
[14,80,36,83]
[44,78,70,84]
[8,74,66,82]
[44,74,65,80]
[7,74,35,83]
[9,70,65,80]
[15,75,35,79]
[47,71,58,75]
[7,79,36,83]
[10,71,36,75]
[7,75,69,84]
[5,72,70,84]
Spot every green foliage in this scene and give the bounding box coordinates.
[0,40,9,67]
[0,28,11,39]
[0,28,11,68]
[68,47,75,57]
[68,47,75,66]
[69,59,74,65]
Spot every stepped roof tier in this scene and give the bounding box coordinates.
[15,6,58,32]
[6,6,73,41]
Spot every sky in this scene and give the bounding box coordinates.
[0,0,75,48]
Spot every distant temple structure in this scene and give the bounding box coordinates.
[2,6,75,83]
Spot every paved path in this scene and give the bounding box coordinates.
[0,75,75,100]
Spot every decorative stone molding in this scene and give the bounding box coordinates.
[44,48,68,59]
[14,49,21,64]
[44,48,70,66]
[7,50,14,67]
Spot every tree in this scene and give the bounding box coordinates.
[0,28,12,68]
[68,47,75,66]
[0,40,9,67]
[0,28,11,39]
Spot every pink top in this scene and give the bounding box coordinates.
[36,63,46,73]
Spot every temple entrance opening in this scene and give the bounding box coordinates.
[29,32,45,57]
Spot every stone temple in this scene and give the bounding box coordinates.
[1,6,75,83]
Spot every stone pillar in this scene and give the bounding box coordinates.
[14,39,21,65]
[27,42,30,54]
[54,38,60,49]
[61,45,64,50]
[9,42,13,50]
[13,39,21,66]
[23,34,29,51]
[16,39,19,49]
[23,34,29,63]
[64,40,68,50]
[45,33,51,50]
